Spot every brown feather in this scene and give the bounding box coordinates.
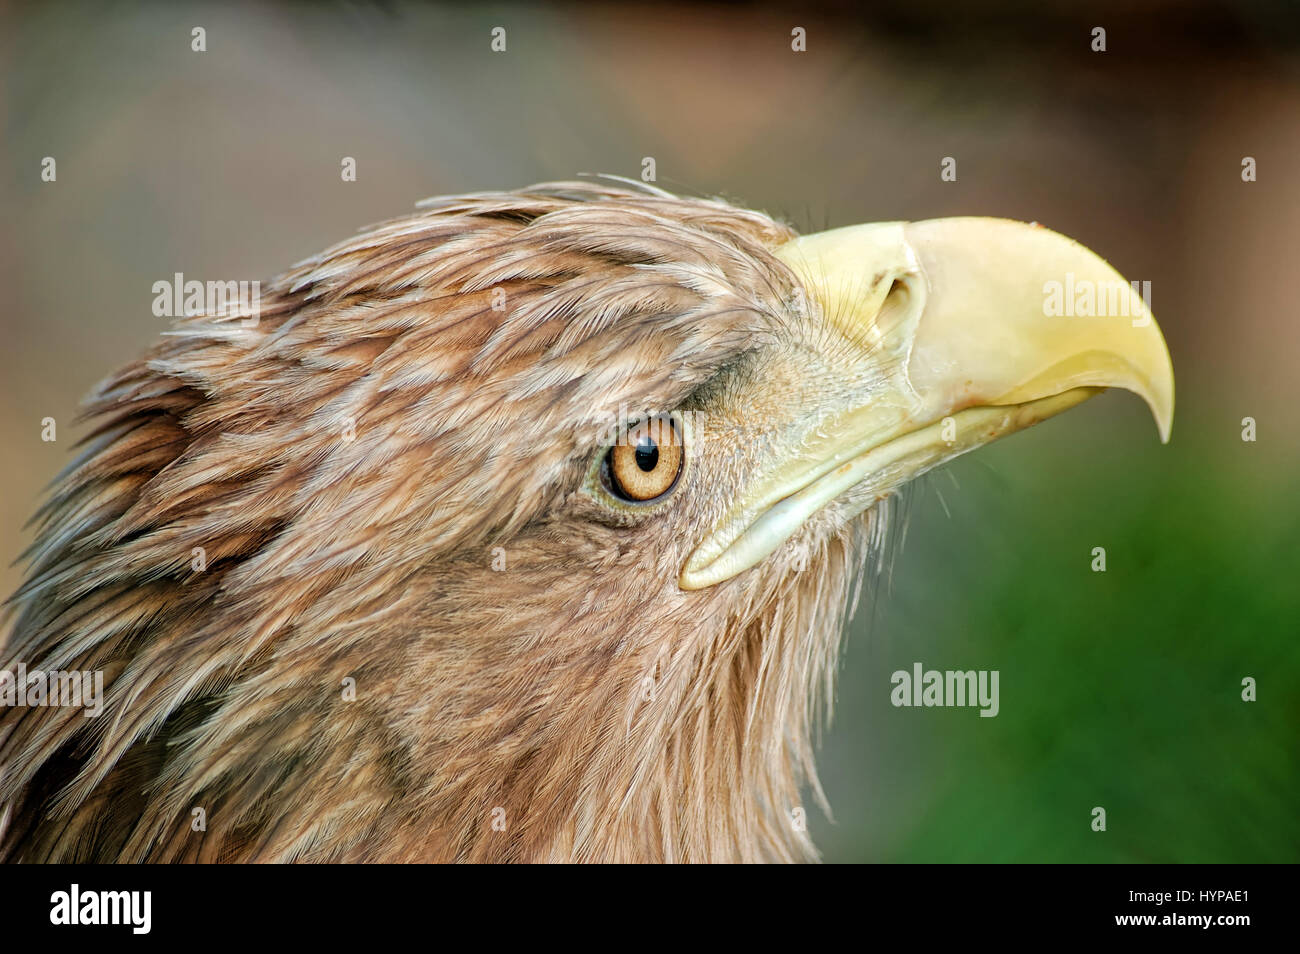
[1,181,875,862]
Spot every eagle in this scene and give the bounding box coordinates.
[0,181,1173,862]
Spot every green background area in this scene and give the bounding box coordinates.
[814,401,1299,861]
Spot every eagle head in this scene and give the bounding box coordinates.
[0,181,1172,862]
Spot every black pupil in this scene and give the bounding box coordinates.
[634,435,659,472]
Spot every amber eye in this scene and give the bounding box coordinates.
[604,416,684,503]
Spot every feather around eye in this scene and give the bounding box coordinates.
[604,415,683,502]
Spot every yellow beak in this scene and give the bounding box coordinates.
[680,217,1175,590]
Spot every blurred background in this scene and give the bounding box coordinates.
[2,0,1296,861]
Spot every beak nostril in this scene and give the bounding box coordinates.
[871,274,919,351]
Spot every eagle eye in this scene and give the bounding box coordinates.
[603,415,683,503]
